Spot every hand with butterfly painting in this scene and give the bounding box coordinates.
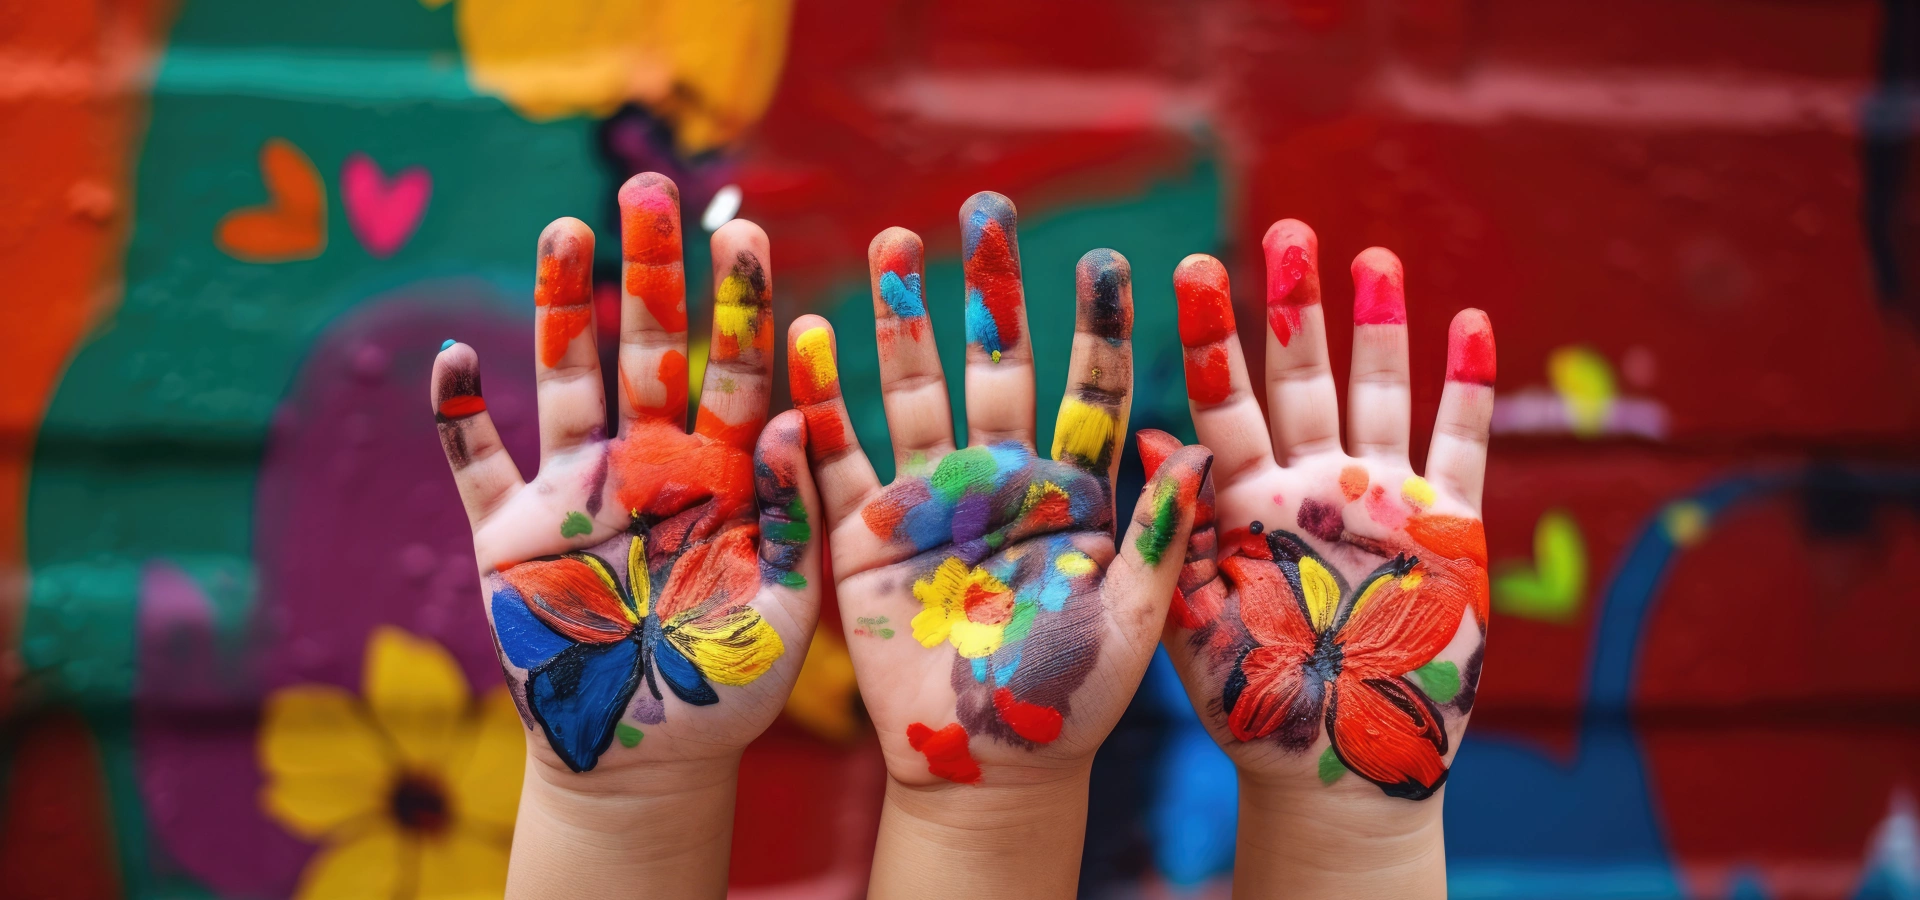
[790,194,1213,898]
[430,175,822,899]
[1150,224,1495,899]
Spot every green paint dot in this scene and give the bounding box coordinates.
[560,511,593,538]
[440,339,456,351]
[779,571,807,588]
[1409,660,1461,703]
[878,628,894,639]
[1318,745,1347,785]
[616,723,644,749]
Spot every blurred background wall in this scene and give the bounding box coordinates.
[2,0,1917,897]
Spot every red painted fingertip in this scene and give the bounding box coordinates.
[1261,219,1319,346]
[1352,247,1407,326]
[1446,309,1496,385]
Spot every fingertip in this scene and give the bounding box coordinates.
[1352,247,1407,326]
[1446,309,1497,385]
[1135,428,1183,477]
[788,317,840,406]
[960,191,1019,260]
[538,217,594,260]
[618,172,681,211]
[758,407,810,458]
[1174,254,1234,346]
[869,227,924,269]
[535,219,594,314]
[1262,218,1319,264]
[1076,248,1132,341]
[431,343,485,420]
[1261,219,1321,340]
[712,217,770,259]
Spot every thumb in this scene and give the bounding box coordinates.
[1104,439,1213,652]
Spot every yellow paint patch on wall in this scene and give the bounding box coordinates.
[431,0,793,153]
[1052,398,1116,467]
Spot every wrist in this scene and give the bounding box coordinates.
[870,762,1092,899]
[1233,766,1447,900]
[506,749,741,900]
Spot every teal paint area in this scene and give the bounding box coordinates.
[823,159,1222,486]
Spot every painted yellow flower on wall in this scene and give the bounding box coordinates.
[422,0,793,153]
[260,627,524,899]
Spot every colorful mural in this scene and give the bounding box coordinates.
[2,0,1917,898]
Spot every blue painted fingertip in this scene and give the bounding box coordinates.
[441,339,456,351]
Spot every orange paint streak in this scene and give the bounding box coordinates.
[535,237,593,367]
[619,174,687,332]
[1339,465,1369,502]
[694,406,762,451]
[610,421,754,520]
[627,350,688,422]
[0,0,170,715]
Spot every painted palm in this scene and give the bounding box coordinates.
[1157,231,1495,802]
[790,197,1210,785]
[433,175,817,775]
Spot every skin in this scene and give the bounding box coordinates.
[429,174,823,900]
[1156,227,1496,900]
[794,197,1213,900]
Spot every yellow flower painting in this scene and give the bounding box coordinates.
[259,627,524,899]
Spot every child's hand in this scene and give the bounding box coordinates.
[430,174,821,781]
[792,193,1209,787]
[1153,225,1493,897]
[789,194,1210,896]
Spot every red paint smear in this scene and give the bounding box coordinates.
[1174,256,1234,347]
[966,219,1023,352]
[992,688,1064,743]
[873,232,921,280]
[694,406,763,451]
[800,404,847,455]
[1339,465,1369,502]
[537,305,592,368]
[1446,310,1497,385]
[628,350,688,422]
[436,395,485,419]
[611,421,754,520]
[1183,345,1231,404]
[906,723,981,784]
[1352,253,1407,325]
[1135,429,1182,476]
[1263,242,1314,347]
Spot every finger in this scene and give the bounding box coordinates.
[788,316,882,529]
[1261,219,1343,463]
[1175,253,1276,483]
[1136,431,1224,633]
[959,191,1036,448]
[1425,309,1497,511]
[432,341,524,526]
[695,219,775,451]
[1347,247,1413,460]
[616,173,690,434]
[533,218,606,464]
[755,410,825,597]
[1105,444,1213,652]
[869,227,956,468]
[1051,249,1133,484]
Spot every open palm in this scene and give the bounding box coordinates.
[1154,225,1494,802]
[790,194,1210,785]
[430,174,820,775]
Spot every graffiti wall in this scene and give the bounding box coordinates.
[2,0,1917,897]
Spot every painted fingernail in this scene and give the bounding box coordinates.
[1175,254,1234,404]
[1446,309,1497,385]
[440,338,455,351]
[1352,248,1407,326]
[1262,219,1319,346]
[961,191,1021,362]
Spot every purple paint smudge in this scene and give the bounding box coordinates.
[1297,498,1345,543]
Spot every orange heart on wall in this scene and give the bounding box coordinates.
[216,138,325,262]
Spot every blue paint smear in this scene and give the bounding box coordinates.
[902,498,956,552]
[881,271,925,318]
[491,584,570,670]
[527,639,640,772]
[963,208,992,259]
[971,657,989,683]
[966,287,1002,353]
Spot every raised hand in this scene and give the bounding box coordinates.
[1152,224,1492,896]
[430,174,820,781]
[792,193,1212,791]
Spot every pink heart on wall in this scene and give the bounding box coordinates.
[340,152,430,258]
